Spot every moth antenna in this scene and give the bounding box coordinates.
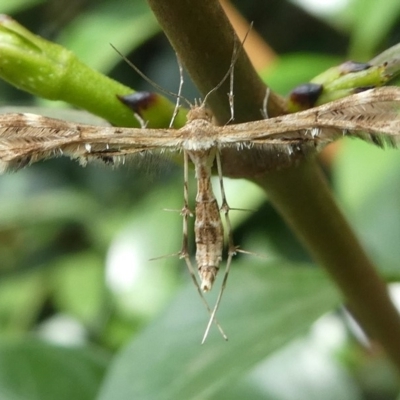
[169,56,185,128]
[202,151,236,344]
[227,47,235,125]
[202,22,253,113]
[181,151,228,340]
[110,43,192,109]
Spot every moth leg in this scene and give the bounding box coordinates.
[202,151,237,344]
[180,151,228,341]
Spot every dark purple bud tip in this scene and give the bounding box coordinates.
[117,91,157,117]
[339,61,371,75]
[289,83,323,109]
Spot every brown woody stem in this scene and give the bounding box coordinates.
[254,160,400,366]
[147,0,400,372]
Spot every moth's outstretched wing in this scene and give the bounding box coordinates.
[219,87,400,150]
[3,87,400,172]
[0,113,182,172]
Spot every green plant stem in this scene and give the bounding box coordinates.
[0,14,183,128]
[147,0,400,372]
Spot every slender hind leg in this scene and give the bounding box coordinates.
[201,151,236,344]
[180,151,228,341]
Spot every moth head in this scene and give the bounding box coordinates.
[186,105,213,123]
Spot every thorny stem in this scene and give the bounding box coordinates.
[147,0,400,372]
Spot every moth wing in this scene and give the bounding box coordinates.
[218,87,400,150]
[0,113,181,172]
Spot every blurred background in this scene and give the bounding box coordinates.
[1,0,400,399]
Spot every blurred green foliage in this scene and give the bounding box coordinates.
[0,0,400,399]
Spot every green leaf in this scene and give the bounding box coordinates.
[348,0,400,59]
[98,262,340,400]
[0,15,182,128]
[214,338,362,400]
[0,339,109,400]
[51,253,106,325]
[261,53,340,95]
[333,139,400,279]
[0,272,45,332]
[0,0,44,15]
[58,0,159,73]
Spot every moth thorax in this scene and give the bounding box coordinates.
[198,265,219,292]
